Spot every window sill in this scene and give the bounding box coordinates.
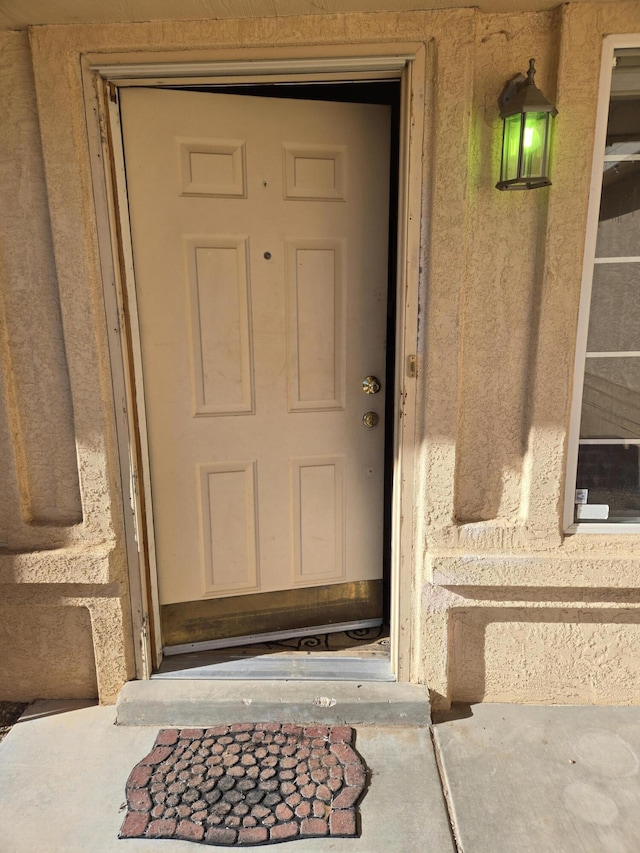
[566,522,640,535]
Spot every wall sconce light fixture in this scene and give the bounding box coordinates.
[496,58,558,190]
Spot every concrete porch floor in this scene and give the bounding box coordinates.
[2,698,640,851]
[0,699,452,853]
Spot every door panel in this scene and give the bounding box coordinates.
[120,87,390,636]
[187,237,254,415]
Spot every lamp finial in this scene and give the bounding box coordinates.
[526,58,536,85]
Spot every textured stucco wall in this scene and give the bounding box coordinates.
[0,30,134,702]
[451,607,640,705]
[3,2,640,707]
[455,10,560,524]
[0,606,97,701]
[0,31,80,533]
[423,1,640,709]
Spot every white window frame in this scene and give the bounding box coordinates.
[565,33,640,534]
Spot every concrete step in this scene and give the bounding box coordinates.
[116,679,431,727]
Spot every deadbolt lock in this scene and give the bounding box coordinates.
[362,376,381,395]
[362,411,379,429]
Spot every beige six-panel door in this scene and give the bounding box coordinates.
[120,87,390,636]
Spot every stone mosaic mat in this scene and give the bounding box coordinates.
[119,723,365,846]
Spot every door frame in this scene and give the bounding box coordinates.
[81,43,426,682]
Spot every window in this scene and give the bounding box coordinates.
[567,42,640,529]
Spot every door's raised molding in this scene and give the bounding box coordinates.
[179,138,247,198]
[198,461,260,597]
[185,236,255,416]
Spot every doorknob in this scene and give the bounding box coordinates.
[362,411,379,429]
[362,376,381,394]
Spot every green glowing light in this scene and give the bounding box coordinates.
[497,111,553,190]
[523,126,534,149]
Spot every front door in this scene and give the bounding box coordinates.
[120,87,391,651]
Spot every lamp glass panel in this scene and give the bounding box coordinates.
[521,111,549,179]
[500,114,523,183]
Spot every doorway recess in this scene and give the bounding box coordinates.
[85,47,423,685]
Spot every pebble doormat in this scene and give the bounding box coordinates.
[119,723,366,846]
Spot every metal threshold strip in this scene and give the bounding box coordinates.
[152,656,395,682]
[155,618,393,682]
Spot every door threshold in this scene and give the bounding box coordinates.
[162,618,383,656]
[154,621,391,682]
[152,654,395,682]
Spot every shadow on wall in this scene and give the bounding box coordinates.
[450,16,562,525]
[0,30,81,547]
[0,605,98,702]
[449,601,640,704]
